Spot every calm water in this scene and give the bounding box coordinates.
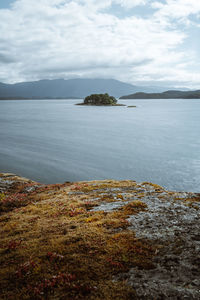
[0,99,199,192]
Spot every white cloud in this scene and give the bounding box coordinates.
[73,0,148,10]
[152,0,200,21]
[113,0,148,9]
[0,0,199,88]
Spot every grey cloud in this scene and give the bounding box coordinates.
[0,0,199,87]
[0,53,16,64]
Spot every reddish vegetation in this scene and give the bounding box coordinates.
[2,174,199,299]
[0,175,156,299]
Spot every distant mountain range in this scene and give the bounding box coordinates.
[120,90,200,99]
[0,78,189,99]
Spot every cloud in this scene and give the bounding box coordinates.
[72,0,147,11]
[0,0,199,88]
[113,0,148,9]
[0,53,16,64]
[152,0,200,22]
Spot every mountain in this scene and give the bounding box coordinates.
[120,90,200,99]
[0,78,183,99]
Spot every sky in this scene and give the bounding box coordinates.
[0,0,200,88]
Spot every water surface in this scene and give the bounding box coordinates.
[0,99,199,192]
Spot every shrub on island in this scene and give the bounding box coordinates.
[76,93,125,106]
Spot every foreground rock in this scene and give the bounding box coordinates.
[117,186,200,299]
[0,173,199,299]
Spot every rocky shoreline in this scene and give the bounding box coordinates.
[0,173,199,299]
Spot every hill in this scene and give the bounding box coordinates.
[0,78,182,99]
[120,90,200,99]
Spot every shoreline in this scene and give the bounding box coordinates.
[0,172,200,299]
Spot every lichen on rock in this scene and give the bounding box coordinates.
[0,174,199,299]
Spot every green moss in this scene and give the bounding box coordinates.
[0,179,156,299]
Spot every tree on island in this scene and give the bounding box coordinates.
[83,93,117,105]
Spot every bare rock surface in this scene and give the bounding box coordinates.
[92,182,200,299]
[126,188,200,299]
[0,173,41,193]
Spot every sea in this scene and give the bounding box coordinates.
[0,99,199,192]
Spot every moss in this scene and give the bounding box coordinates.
[0,179,156,299]
[121,200,147,215]
[174,195,200,209]
[182,196,200,210]
[141,182,164,191]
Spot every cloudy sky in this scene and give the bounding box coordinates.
[0,0,200,88]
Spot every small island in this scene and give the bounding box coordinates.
[76,93,125,106]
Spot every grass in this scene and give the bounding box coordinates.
[0,179,157,299]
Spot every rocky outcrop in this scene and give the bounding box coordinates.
[0,173,199,299]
